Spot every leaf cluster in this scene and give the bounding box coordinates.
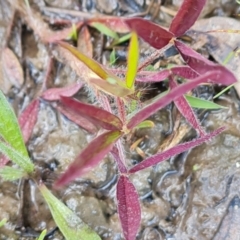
[0,0,238,239]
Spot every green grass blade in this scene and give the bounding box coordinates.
[0,218,7,228]
[213,84,234,99]
[185,95,227,109]
[109,49,117,65]
[0,90,29,158]
[111,33,132,46]
[90,22,119,39]
[39,184,101,240]
[125,32,139,89]
[0,166,26,181]
[0,141,34,173]
[37,229,47,240]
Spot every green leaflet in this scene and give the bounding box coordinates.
[0,166,26,181]
[39,184,101,240]
[134,120,155,130]
[91,22,119,40]
[37,229,47,240]
[0,218,7,228]
[0,141,34,173]
[185,95,227,109]
[125,32,139,89]
[0,90,29,158]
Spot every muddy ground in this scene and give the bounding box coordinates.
[1,0,240,239]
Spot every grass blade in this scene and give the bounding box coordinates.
[0,141,34,173]
[0,90,29,158]
[0,166,26,181]
[125,32,139,89]
[186,95,227,109]
[39,184,101,240]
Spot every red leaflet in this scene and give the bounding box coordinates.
[56,104,97,133]
[2,48,24,88]
[18,99,40,143]
[117,175,141,240]
[174,40,237,85]
[88,17,129,33]
[41,83,83,101]
[137,66,199,83]
[125,18,174,49]
[110,146,127,173]
[127,70,224,129]
[60,96,123,131]
[169,76,206,136]
[169,0,207,37]
[55,130,122,187]
[129,126,225,173]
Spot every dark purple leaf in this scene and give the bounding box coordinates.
[169,0,207,37]
[169,76,206,136]
[137,66,199,83]
[18,99,39,143]
[125,18,174,49]
[129,126,225,173]
[117,175,141,240]
[55,130,122,187]
[56,104,97,133]
[127,70,222,129]
[41,83,83,101]
[174,40,237,85]
[60,97,123,131]
[111,146,127,173]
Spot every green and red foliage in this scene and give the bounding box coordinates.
[0,0,238,239]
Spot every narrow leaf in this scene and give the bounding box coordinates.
[129,126,225,173]
[55,130,122,187]
[169,77,206,137]
[111,33,132,46]
[56,104,97,133]
[60,96,123,131]
[110,146,128,173]
[0,141,34,173]
[169,0,207,37]
[127,70,223,129]
[0,90,29,158]
[41,83,83,101]
[125,18,174,49]
[137,66,198,83]
[0,218,7,228]
[39,184,101,240]
[58,41,109,80]
[117,175,141,240]
[133,120,155,130]
[90,22,119,39]
[125,32,139,89]
[174,40,237,85]
[109,49,117,65]
[89,77,134,97]
[2,48,24,87]
[0,166,26,181]
[68,23,78,41]
[37,229,47,240]
[185,95,226,109]
[18,99,39,143]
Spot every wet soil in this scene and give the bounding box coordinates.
[1,0,240,239]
